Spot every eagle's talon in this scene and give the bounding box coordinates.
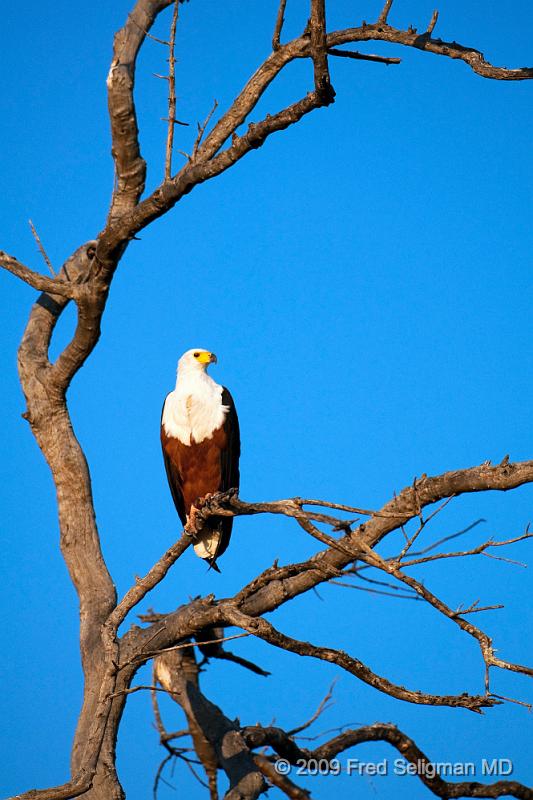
[185,505,200,536]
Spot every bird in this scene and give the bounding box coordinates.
[160,348,240,571]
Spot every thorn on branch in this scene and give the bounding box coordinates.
[129,15,171,46]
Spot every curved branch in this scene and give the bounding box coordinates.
[242,722,533,800]
[327,24,533,81]
[222,607,496,713]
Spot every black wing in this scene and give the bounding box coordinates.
[210,387,240,564]
[161,398,187,526]
[221,387,240,493]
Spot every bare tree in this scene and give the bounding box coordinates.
[2,2,532,799]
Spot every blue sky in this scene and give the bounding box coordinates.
[1,2,532,798]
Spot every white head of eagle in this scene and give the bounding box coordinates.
[160,349,240,572]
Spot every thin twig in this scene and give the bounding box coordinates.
[28,220,55,276]
[328,47,400,65]
[394,496,455,563]
[272,0,287,51]
[404,518,486,558]
[491,694,533,711]
[153,753,174,800]
[111,684,179,698]
[193,100,219,159]
[427,9,439,35]
[107,531,191,634]
[452,602,504,618]
[288,680,337,736]
[400,531,533,568]
[129,15,170,46]
[329,580,421,600]
[378,0,394,24]
[482,551,528,567]
[358,543,533,688]
[165,0,179,179]
[297,498,406,518]
[130,632,250,664]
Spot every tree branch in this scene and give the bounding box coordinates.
[272,0,288,51]
[28,219,55,276]
[164,0,179,179]
[358,542,533,689]
[0,249,76,297]
[243,722,533,800]
[222,607,496,713]
[328,47,401,65]
[106,0,175,222]
[378,0,394,25]
[154,646,265,799]
[327,25,533,81]
[309,0,335,103]
[253,754,311,799]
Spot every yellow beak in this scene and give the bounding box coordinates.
[198,351,217,365]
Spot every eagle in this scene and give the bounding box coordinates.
[161,348,240,571]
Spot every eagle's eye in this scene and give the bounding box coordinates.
[193,352,200,358]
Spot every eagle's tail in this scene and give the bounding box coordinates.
[193,517,233,571]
